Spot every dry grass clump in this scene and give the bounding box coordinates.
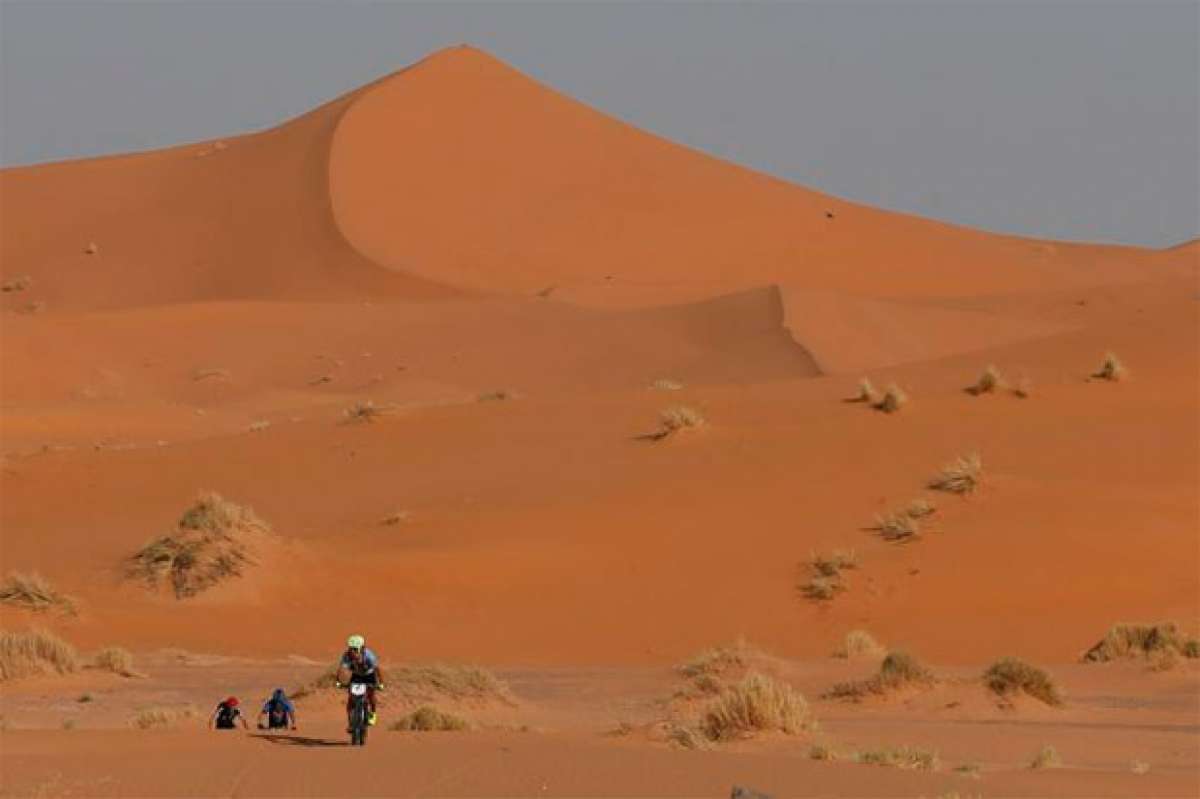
[477,390,513,402]
[833,630,886,660]
[1029,744,1062,769]
[1,275,32,292]
[678,640,756,679]
[127,492,270,599]
[380,511,411,526]
[810,549,858,577]
[650,378,684,391]
[699,672,814,741]
[904,498,937,518]
[983,657,1062,706]
[92,647,138,678]
[0,572,77,615]
[966,365,1006,395]
[827,650,934,700]
[0,628,78,682]
[873,383,908,413]
[343,400,394,423]
[643,406,705,440]
[1083,622,1199,662]
[665,722,710,749]
[1092,352,1127,381]
[290,662,340,699]
[132,705,195,730]
[874,512,920,542]
[927,453,983,495]
[801,575,845,601]
[809,741,840,761]
[390,706,468,731]
[392,663,510,704]
[847,378,879,404]
[855,746,940,771]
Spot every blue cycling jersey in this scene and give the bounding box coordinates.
[340,647,378,674]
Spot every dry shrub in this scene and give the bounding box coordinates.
[665,722,710,750]
[1029,744,1062,769]
[928,453,983,495]
[699,672,813,741]
[392,663,510,704]
[856,746,940,771]
[848,378,878,404]
[290,662,340,699]
[1,275,32,293]
[983,657,1062,706]
[678,639,756,679]
[875,512,919,542]
[810,549,857,578]
[645,406,705,440]
[833,630,886,660]
[1083,622,1198,662]
[132,705,195,730]
[809,742,840,761]
[651,378,684,391]
[343,400,393,423]
[1093,352,1127,381]
[967,365,1006,395]
[380,511,411,526]
[390,706,468,731]
[873,384,908,413]
[93,646,138,678]
[127,493,270,599]
[0,572,77,615]
[827,650,934,700]
[0,628,78,682]
[801,575,844,601]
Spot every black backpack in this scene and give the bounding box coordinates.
[215,702,238,729]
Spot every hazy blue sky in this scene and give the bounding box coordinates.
[1,1,1196,247]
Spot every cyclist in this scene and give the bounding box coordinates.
[335,634,385,726]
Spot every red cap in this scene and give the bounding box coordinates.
[225,696,239,707]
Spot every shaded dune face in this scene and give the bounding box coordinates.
[0,45,1196,672]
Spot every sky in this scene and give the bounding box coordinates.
[1,0,1196,248]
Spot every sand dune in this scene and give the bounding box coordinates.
[1,44,1197,797]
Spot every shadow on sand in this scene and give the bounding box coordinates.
[252,733,348,748]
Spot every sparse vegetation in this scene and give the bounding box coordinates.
[928,453,983,495]
[650,378,684,391]
[801,575,844,600]
[1083,622,1199,662]
[127,493,270,599]
[833,630,886,660]
[699,672,813,741]
[380,511,410,526]
[809,741,839,761]
[827,650,934,700]
[983,657,1062,706]
[905,498,937,518]
[810,549,857,577]
[665,722,710,749]
[678,640,755,679]
[0,572,77,615]
[855,746,940,770]
[247,420,270,433]
[93,647,138,678]
[390,706,468,731]
[874,512,920,542]
[873,383,908,413]
[1029,744,1062,769]
[1,276,32,293]
[848,378,878,404]
[1092,352,1127,381]
[132,705,195,730]
[0,628,78,681]
[477,390,512,402]
[967,365,1006,395]
[391,663,511,704]
[343,400,392,423]
[78,693,93,703]
[644,406,705,440]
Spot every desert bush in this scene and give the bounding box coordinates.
[132,705,194,730]
[1093,352,1126,381]
[665,722,710,749]
[0,628,78,681]
[1,276,32,293]
[343,400,392,423]
[904,498,937,518]
[128,493,270,599]
[801,575,844,601]
[646,406,705,440]
[699,672,813,741]
[856,746,940,770]
[1029,744,1062,769]
[247,420,270,433]
[833,630,886,660]
[983,657,1062,706]
[827,650,933,700]
[651,378,684,391]
[380,511,411,526]
[849,378,878,404]
[875,512,919,542]
[928,453,983,495]
[390,705,468,731]
[1083,622,1196,662]
[678,640,755,679]
[967,365,1005,395]
[0,572,77,615]
[93,646,137,678]
[392,663,510,703]
[810,549,857,577]
[873,384,908,413]
[809,742,839,761]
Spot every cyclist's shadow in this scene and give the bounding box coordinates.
[252,733,348,747]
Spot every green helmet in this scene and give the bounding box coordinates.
[347,634,365,650]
